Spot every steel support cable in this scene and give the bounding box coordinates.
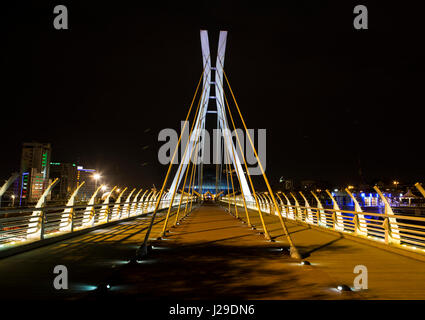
[173,133,199,225]
[220,109,253,225]
[228,143,239,218]
[159,68,212,237]
[187,121,203,214]
[222,124,240,218]
[225,148,231,212]
[215,73,270,238]
[222,69,301,259]
[134,63,210,260]
[173,117,205,225]
[164,82,211,231]
[213,80,253,227]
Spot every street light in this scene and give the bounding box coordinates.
[393,180,399,191]
[93,173,101,189]
[11,195,15,207]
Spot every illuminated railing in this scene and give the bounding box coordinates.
[221,189,425,256]
[0,194,194,252]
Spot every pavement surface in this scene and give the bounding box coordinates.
[1,202,425,300]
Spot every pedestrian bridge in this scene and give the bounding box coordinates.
[1,29,425,300]
[1,187,425,300]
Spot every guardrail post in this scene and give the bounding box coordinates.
[310,191,327,227]
[289,193,301,221]
[92,206,96,227]
[280,192,295,220]
[345,188,367,236]
[383,218,390,244]
[353,214,360,235]
[374,186,400,244]
[299,191,314,224]
[71,210,74,232]
[82,185,103,228]
[332,211,337,230]
[325,190,344,231]
[40,210,45,240]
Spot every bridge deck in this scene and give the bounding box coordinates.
[237,205,425,299]
[1,203,425,300]
[88,203,355,300]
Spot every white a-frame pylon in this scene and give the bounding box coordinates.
[167,30,253,200]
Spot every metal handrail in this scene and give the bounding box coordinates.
[0,196,195,250]
[220,195,425,255]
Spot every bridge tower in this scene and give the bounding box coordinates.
[167,30,253,200]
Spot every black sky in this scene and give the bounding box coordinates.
[1,0,424,189]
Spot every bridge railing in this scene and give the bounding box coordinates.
[0,195,194,253]
[221,193,425,256]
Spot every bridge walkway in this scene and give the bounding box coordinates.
[1,203,425,300]
[86,203,362,300]
[235,204,425,299]
[0,209,176,300]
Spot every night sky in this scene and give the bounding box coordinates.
[1,1,424,190]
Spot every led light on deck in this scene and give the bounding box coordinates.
[97,283,112,292]
[300,261,311,266]
[336,284,351,292]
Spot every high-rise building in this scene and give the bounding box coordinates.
[20,142,52,204]
[76,166,98,201]
[49,162,78,201]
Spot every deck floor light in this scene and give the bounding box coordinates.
[337,284,351,292]
[97,283,111,293]
[300,261,311,266]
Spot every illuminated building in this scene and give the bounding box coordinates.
[49,162,78,200]
[76,166,98,201]
[20,142,52,204]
